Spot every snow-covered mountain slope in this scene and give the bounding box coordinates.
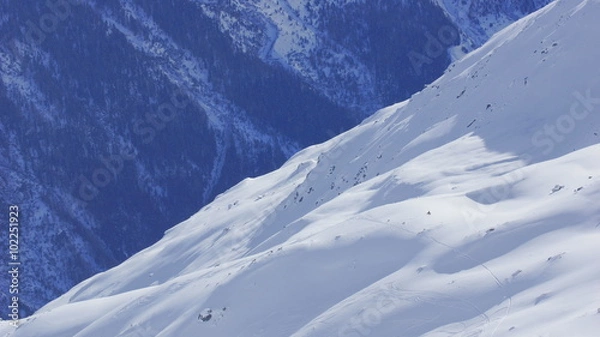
[0,0,455,312]
[0,0,551,312]
[2,0,600,335]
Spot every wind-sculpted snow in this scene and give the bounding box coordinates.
[2,0,599,335]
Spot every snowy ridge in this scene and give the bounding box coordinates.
[3,0,600,335]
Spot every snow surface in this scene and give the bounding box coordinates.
[2,0,600,335]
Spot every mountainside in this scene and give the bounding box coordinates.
[436,0,552,50]
[2,0,598,335]
[1,0,551,313]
